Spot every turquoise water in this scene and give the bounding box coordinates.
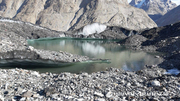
[24,38,162,73]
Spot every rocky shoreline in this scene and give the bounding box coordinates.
[0,18,180,100]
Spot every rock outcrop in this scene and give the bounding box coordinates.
[130,0,177,21]
[119,21,180,69]
[156,5,180,26]
[0,0,157,31]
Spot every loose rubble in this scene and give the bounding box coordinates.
[0,20,90,63]
[0,67,180,101]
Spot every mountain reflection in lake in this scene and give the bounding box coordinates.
[26,38,163,73]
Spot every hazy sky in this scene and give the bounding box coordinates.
[128,0,180,5]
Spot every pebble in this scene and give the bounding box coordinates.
[31,71,41,77]
[21,90,33,97]
[126,83,131,87]
[95,98,106,101]
[119,80,125,84]
[106,91,113,98]
[151,80,161,87]
[76,98,84,101]
[0,95,4,101]
[0,66,178,100]
[94,92,104,97]
[28,46,34,51]
[20,97,26,101]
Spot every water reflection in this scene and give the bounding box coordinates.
[82,43,105,56]
[24,38,163,73]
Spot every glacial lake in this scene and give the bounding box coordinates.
[0,38,162,73]
[13,37,162,74]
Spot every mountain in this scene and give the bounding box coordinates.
[130,0,177,21]
[0,0,157,31]
[68,0,156,31]
[156,5,180,26]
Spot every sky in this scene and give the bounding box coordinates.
[128,0,180,5]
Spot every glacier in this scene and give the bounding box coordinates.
[78,23,107,36]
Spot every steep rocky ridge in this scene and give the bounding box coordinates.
[156,5,180,26]
[0,0,156,31]
[69,0,156,31]
[130,0,177,21]
[0,0,27,18]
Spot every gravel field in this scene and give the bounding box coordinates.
[0,67,179,101]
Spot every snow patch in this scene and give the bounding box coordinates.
[164,68,180,75]
[78,23,107,36]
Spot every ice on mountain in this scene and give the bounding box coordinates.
[78,23,107,36]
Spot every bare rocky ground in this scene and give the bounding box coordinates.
[0,18,89,63]
[0,18,180,100]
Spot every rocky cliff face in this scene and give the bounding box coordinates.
[130,0,177,21]
[68,0,156,31]
[156,5,180,26]
[0,0,157,31]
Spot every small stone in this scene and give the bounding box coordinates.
[106,91,113,98]
[0,95,4,101]
[28,46,34,51]
[151,80,161,87]
[94,91,104,97]
[119,80,125,84]
[20,97,26,101]
[126,83,131,87]
[73,59,76,62]
[21,90,33,97]
[32,94,39,98]
[44,87,57,97]
[4,91,9,95]
[76,98,84,101]
[31,71,41,77]
[150,98,159,101]
[131,99,136,101]
[51,93,59,98]
[132,82,141,86]
[155,56,160,58]
[96,98,106,101]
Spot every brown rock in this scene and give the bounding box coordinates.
[0,0,157,31]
